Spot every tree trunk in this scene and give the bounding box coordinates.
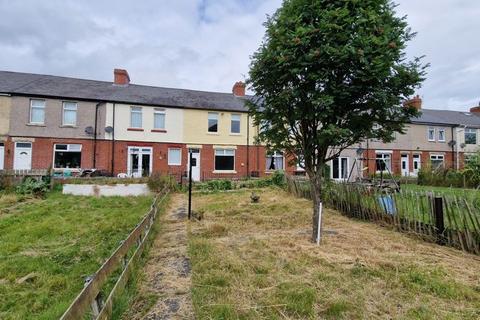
[310,168,324,243]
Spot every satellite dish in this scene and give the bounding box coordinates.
[105,126,114,133]
[356,147,364,155]
[460,143,466,148]
[84,126,94,135]
[448,140,456,147]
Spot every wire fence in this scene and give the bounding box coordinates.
[285,175,480,255]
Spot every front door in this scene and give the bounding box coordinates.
[14,142,32,170]
[188,149,201,181]
[127,147,152,177]
[412,154,421,176]
[401,154,409,176]
[0,143,4,170]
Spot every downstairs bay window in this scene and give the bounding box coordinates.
[430,154,444,170]
[266,151,284,171]
[214,149,235,171]
[375,152,392,173]
[54,144,82,169]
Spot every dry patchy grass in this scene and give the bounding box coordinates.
[188,188,480,319]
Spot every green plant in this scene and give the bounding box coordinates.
[269,170,286,187]
[15,177,49,197]
[147,173,178,192]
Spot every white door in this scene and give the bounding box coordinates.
[401,154,409,176]
[188,149,201,181]
[0,143,4,170]
[127,147,152,177]
[412,154,421,176]
[14,142,32,170]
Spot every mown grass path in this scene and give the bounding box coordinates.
[125,194,194,319]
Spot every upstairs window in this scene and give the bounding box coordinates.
[231,114,241,134]
[427,127,435,142]
[130,107,142,128]
[465,128,477,145]
[30,99,45,124]
[54,144,82,169]
[438,128,446,142]
[208,112,218,133]
[376,152,391,173]
[215,149,235,171]
[63,102,77,126]
[154,108,166,129]
[266,151,284,171]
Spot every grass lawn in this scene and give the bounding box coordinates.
[0,191,154,320]
[188,188,480,319]
[402,183,479,198]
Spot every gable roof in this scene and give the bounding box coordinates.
[412,109,480,127]
[0,70,250,112]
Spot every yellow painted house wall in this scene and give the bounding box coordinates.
[0,95,11,138]
[183,109,257,146]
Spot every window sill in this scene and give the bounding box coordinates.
[207,132,219,135]
[27,123,46,127]
[213,170,237,174]
[60,125,77,128]
[168,163,181,166]
[151,129,167,133]
[127,128,144,132]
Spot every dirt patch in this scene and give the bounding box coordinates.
[126,194,194,319]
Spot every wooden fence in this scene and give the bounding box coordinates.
[286,175,480,255]
[0,169,50,185]
[59,189,169,320]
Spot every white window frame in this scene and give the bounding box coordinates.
[331,157,349,180]
[130,106,143,128]
[430,154,445,169]
[230,114,241,134]
[127,146,153,177]
[465,128,477,145]
[214,149,235,172]
[30,99,45,124]
[427,127,436,142]
[375,151,392,173]
[208,112,219,133]
[154,108,166,130]
[53,143,82,170]
[167,148,182,166]
[438,128,446,142]
[266,151,284,171]
[62,101,78,126]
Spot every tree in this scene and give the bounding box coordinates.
[247,0,427,242]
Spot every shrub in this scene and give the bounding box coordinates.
[16,177,49,197]
[202,179,233,191]
[147,173,178,192]
[269,170,286,187]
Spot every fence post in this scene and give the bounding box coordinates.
[433,197,445,244]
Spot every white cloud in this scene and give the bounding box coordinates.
[0,0,478,111]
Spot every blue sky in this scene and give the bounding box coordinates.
[0,0,478,111]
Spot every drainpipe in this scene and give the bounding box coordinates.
[451,126,455,170]
[93,102,104,168]
[246,114,250,178]
[111,103,116,175]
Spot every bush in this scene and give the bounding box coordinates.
[200,179,233,191]
[269,170,286,187]
[418,165,470,188]
[16,177,49,197]
[0,175,14,192]
[147,173,178,192]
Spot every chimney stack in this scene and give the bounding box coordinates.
[469,102,480,114]
[403,95,422,110]
[232,81,246,97]
[114,69,130,86]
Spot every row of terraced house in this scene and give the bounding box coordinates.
[0,69,479,181]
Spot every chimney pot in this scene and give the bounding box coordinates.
[114,68,130,86]
[469,105,480,114]
[232,81,246,97]
[403,95,422,110]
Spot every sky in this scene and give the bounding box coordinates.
[0,0,478,111]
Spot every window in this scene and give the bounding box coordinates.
[427,127,435,141]
[231,114,241,134]
[54,144,82,169]
[130,107,142,128]
[62,102,77,126]
[30,99,45,124]
[208,112,218,133]
[376,152,392,172]
[266,151,284,171]
[168,148,181,166]
[214,149,235,171]
[332,157,348,180]
[438,128,446,142]
[430,154,444,170]
[154,109,166,129]
[465,128,477,145]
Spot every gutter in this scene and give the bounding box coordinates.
[246,114,250,178]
